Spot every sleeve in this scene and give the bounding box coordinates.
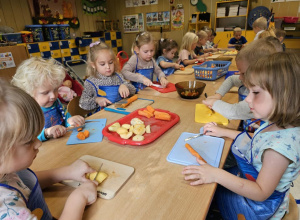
[0,187,38,220]
[153,59,166,80]
[38,128,48,142]
[79,79,99,110]
[228,37,236,44]
[58,99,71,127]
[216,75,243,96]
[241,36,247,44]
[119,73,136,95]
[121,55,144,83]
[156,56,164,67]
[212,99,253,120]
[179,49,190,61]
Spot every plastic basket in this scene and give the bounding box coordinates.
[193,61,231,81]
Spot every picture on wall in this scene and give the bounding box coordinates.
[123,14,139,33]
[146,11,170,32]
[171,8,184,30]
[138,13,145,32]
[125,0,158,7]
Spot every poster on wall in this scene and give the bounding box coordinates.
[146,11,170,31]
[271,0,285,2]
[125,0,158,7]
[171,8,184,30]
[138,13,145,32]
[82,0,107,15]
[0,52,16,70]
[123,14,139,33]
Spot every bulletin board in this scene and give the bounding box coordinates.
[146,11,170,32]
[123,14,140,33]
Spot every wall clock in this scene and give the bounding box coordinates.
[190,0,198,6]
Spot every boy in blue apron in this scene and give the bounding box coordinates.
[11,57,85,142]
[121,32,168,92]
[182,52,300,219]
[80,41,136,111]
[0,80,98,220]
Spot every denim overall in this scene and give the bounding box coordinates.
[86,73,123,111]
[216,122,287,220]
[43,99,66,128]
[180,54,192,67]
[238,85,264,132]
[132,52,154,91]
[0,169,52,220]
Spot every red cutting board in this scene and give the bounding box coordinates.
[150,82,176,93]
[102,108,180,146]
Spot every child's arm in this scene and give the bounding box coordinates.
[121,55,145,83]
[159,60,182,69]
[203,122,240,139]
[79,80,100,111]
[119,74,136,97]
[216,75,243,97]
[183,149,290,201]
[153,61,168,87]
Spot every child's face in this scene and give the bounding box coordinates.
[92,49,115,77]
[234,32,242,40]
[191,41,197,50]
[137,43,155,62]
[209,35,215,42]
[163,48,177,60]
[4,138,41,173]
[33,81,59,108]
[198,37,208,46]
[236,60,249,82]
[245,85,274,120]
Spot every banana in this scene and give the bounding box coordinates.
[108,122,121,132]
[132,135,145,141]
[133,124,146,135]
[120,131,133,139]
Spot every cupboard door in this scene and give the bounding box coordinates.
[245,31,256,43]
[214,32,230,48]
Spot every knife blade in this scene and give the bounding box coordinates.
[151,83,164,88]
[66,120,98,131]
[93,163,103,181]
[204,93,215,114]
[184,133,204,141]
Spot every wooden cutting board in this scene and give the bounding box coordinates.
[104,98,154,115]
[62,155,134,199]
[174,68,194,75]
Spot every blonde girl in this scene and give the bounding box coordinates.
[155,38,183,76]
[79,41,136,111]
[0,80,98,219]
[11,57,85,141]
[178,32,205,67]
[121,31,168,91]
[253,16,268,40]
[183,52,300,219]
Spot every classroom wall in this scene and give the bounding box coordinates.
[0,0,299,54]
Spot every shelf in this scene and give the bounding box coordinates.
[217,0,246,3]
[217,15,247,18]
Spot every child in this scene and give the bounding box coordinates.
[202,26,218,52]
[252,16,267,40]
[228,27,247,48]
[178,32,205,67]
[11,57,85,142]
[121,31,168,91]
[275,29,286,51]
[194,30,210,56]
[0,80,98,219]
[203,39,278,121]
[183,52,300,219]
[264,36,283,52]
[155,38,183,76]
[258,27,276,39]
[79,41,136,111]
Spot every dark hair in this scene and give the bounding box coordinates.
[155,38,178,58]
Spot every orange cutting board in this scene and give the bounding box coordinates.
[62,155,134,199]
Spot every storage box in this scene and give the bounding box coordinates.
[2,33,22,44]
[25,25,44,42]
[43,24,59,41]
[193,61,231,81]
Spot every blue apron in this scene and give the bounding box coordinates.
[86,73,123,112]
[43,99,66,128]
[238,85,265,132]
[180,55,192,67]
[216,122,287,220]
[0,169,52,220]
[132,53,154,92]
[159,59,175,76]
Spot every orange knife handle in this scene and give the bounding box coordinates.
[185,143,207,163]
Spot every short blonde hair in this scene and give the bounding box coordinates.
[233,27,242,33]
[86,41,119,77]
[196,30,208,40]
[180,32,198,54]
[258,28,276,39]
[11,57,65,96]
[244,52,300,128]
[0,80,44,166]
[252,17,267,30]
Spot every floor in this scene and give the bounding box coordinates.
[289,176,300,219]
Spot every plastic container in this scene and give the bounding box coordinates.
[58,24,70,40]
[1,33,22,43]
[25,25,44,42]
[193,61,231,81]
[43,24,59,41]
[283,17,299,24]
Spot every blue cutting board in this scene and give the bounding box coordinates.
[167,132,225,167]
[67,119,107,145]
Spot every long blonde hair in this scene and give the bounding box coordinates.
[0,80,44,167]
[179,32,198,55]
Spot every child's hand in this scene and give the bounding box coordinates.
[206,93,222,100]
[45,125,67,139]
[182,159,217,185]
[65,159,97,182]
[159,77,168,88]
[73,181,98,205]
[202,98,217,109]
[142,77,153,86]
[119,84,130,98]
[196,58,205,63]
[174,64,183,69]
[203,122,225,137]
[95,97,112,107]
[67,115,85,127]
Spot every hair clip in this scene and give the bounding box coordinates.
[136,32,147,42]
[90,41,101,48]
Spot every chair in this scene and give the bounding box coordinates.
[116,51,129,70]
[67,96,94,117]
[237,194,299,220]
